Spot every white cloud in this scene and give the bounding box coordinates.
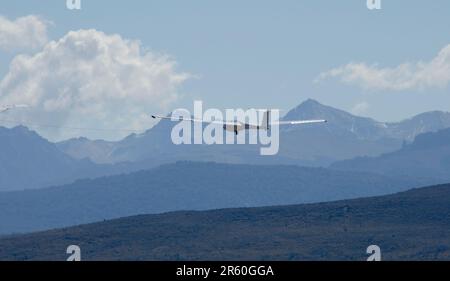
[0,29,191,140]
[351,102,370,116]
[0,15,49,51]
[316,44,450,91]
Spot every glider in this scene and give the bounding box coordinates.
[0,104,29,113]
[152,110,327,135]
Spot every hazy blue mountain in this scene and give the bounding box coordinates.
[385,110,450,141]
[2,182,450,261]
[331,128,450,183]
[57,99,450,166]
[0,126,158,191]
[56,137,116,164]
[0,126,103,191]
[5,100,450,192]
[59,115,307,166]
[0,124,293,192]
[0,162,417,235]
[276,99,400,163]
[281,99,389,141]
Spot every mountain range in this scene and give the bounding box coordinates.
[2,99,450,249]
[2,182,450,261]
[331,127,450,183]
[0,161,417,235]
[2,99,450,192]
[0,126,101,191]
[0,126,155,191]
[57,99,450,166]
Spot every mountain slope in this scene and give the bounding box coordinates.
[0,126,101,191]
[276,99,400,163]
[57,99,450,166]
[1,183,450,261]
[386,111,450,141]
[0,162,416,235]
[55,137,116,164]
[331,128,450,183]
[4,100,450,192]
[0,126,163,192]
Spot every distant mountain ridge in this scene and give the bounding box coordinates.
[55,137,116,164]
[385,110,450,141]
[0,126,159,191]
[57,99,450,166]
[0,161,417,235]
[331,127,450,182]
[281,99,388,141]
[2,99,450,191]
[0,126,99,191]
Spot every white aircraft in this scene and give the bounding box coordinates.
[0,104,29,113]
[152,110,327,135]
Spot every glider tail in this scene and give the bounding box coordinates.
[260,110,270,130]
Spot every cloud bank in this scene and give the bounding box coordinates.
[0,29,191,140]
[0,15,49,51]
[317,44,450,91]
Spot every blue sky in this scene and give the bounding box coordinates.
[1,0,450,140]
